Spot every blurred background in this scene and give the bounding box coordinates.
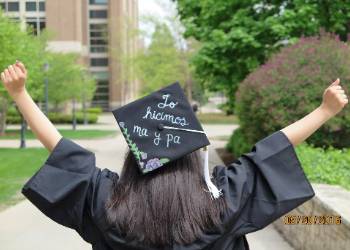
[0,0,349,249]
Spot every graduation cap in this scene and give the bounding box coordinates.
[112,82,223,199]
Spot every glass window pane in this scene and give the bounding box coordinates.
[89,10,107,19]
[39,1,45,11]
[90,23,108,31]
[8,2,19,12]
[26,2,37,11]
[91,58,108,66]
[90,39,108,45]
[92,71,109,80]
[26,22,38,35]
[39,21,45,31]
[90,46,108,53]
[0,3,5,11]
[90,31,106,38]
[90,0,108,5]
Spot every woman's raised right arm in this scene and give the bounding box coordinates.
[1,61,62,151]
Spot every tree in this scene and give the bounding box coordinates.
[130,1,205,103]
[175,0,350,113]
[0,11,47,134]
[133,23,188,95]
[45,53,96,110]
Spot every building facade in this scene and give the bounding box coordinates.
[0,0,140,110]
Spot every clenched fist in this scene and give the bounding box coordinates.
[1,61,28,98]
[320,78,348,117]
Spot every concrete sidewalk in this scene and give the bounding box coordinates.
[0,117,293,250]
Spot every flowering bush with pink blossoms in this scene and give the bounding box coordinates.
[229,32,350,156]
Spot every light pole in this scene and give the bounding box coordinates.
[81,71,88,125]
[43,62,49,116]
[20,114,26,148]
[72,97,77,131]
[16,103,26,149]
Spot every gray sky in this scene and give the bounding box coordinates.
[138,0,171,46]
[139,0,167,18]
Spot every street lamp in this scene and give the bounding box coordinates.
[72,97,77,131]
[43,62,49,116]
[81,70,88,125]
[20,114,26,148]
[14,103,26,148]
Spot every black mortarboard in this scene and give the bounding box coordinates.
[112,82,222,199]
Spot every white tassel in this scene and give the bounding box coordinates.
[202,146,223,200]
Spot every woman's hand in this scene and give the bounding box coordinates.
[319,78,348,117]
[1,61,27,98]
[280,78,348,146]
[0,61,61,151]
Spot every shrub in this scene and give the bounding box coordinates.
[86,107,102,115]
[226,127,252,157]
[296,142,350,191]
[233,32,350,153]
[7,112,98,124]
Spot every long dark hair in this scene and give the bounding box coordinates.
[105,149,228,247]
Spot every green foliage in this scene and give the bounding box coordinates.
[235,33,350,149]
[227,132,350,191]
[175,0,350,112]
[0,10,46,100]
[133,23,187,94]
[48,112,98,124]
[46,53,96,105]
[296,143,350,191]
[0,129,116,140]
[226,127,251,157]
[0,11,96,133]
[7,111,98,124]
[86,107,102,114]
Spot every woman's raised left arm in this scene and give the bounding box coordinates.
[280,78,348,146]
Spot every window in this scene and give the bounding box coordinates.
[90,39,108,45]
[91,58,108,67]
[0,3,5,11]
[89,23,108,53]
[90,46,108,53]
[39,19,45,31]
[26,17,46,36]
[90,23,108,31]
[90,0,108,5]
[92,71,109,80]
[26,21,37,35]
[39,1,45,11]
[8,2,19,12]
[90,10,107,19]
[26,2,37,11]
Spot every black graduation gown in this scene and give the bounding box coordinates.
[21,130,315,250]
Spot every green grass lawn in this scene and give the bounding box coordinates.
[0,148,48,210]
[197,113,238,124]
[0,129,117,140]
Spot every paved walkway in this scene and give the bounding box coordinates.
[0,114,293,250]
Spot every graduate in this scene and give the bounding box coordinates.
[1,61,348,250]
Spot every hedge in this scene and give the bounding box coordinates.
[230,32,350,157]
[7,112,98,124]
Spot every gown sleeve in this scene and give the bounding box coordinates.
[213,130,315,236]
[21,137,113,244]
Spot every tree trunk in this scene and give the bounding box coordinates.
[186,76,193,103]
[0,97,8,136]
